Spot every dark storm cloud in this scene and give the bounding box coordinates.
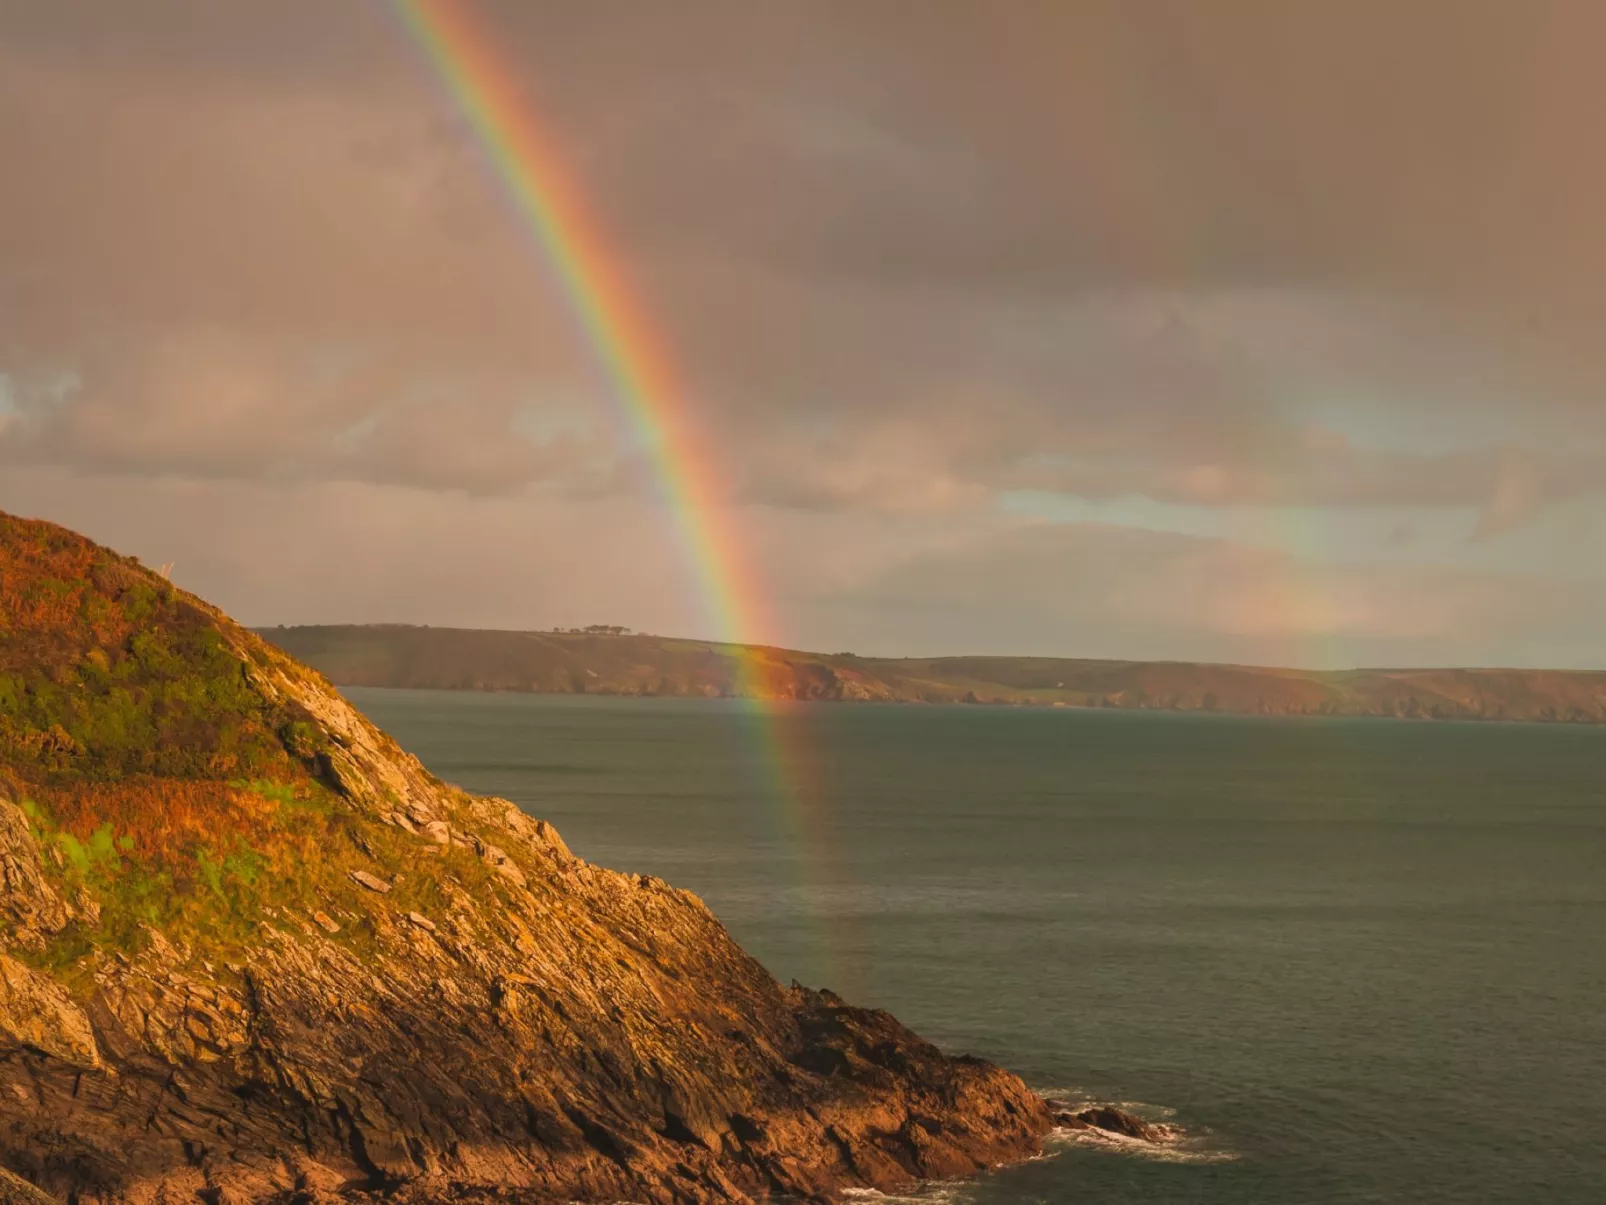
[2,1,1604,661]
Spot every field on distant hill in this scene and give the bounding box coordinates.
[259,625,1606,724]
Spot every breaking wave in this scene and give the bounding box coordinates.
[1035,1086,1241,1165]
[838,1089,1239,1203]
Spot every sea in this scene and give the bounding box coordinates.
[346,688,1606,1204]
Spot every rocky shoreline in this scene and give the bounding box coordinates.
[0,512,1062,1203]
[1048,1102,1177,1145]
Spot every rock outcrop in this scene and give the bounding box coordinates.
[0,512,1051,1202]
[1047,1102,1174,1145]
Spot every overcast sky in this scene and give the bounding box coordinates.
[3,1,1605,668]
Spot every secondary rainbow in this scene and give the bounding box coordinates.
[392,0,849,986]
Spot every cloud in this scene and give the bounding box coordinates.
[717,290,1606,523]
[0,16,611,495]
[1473,450,1551,541]
[0,330,610,494]
[4,5,1605,514]
[3,2,1606,665]
[0,466,711,635]
[1387,522,1417,547]
[812,520,1606,669]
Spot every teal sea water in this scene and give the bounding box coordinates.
[347,688,1606,1204]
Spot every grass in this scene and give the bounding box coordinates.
[15,781,303,976]
[0,514,388,982]
[0,514,328,788]
[12,771,516,992]
[0,514,525,991]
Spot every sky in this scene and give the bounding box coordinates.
[2,0,1605,669]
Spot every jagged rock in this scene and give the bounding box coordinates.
[469,836,527,887]
[0,512,1052,1203]
[0,1164,58,1205]
[0,955,101,1069]
[0,794,71,950]
[1076,1106,1167,1141]
[72,887,101,928]
[1046,1100,1170,1144]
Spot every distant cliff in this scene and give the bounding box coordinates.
[260,624,1606,724]
[0,512,1052,1203]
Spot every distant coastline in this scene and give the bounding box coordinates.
[258,624,1606,726]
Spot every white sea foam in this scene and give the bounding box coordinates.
[1034,1086,1240,1165]
[835,1089,1238,1203]
[1045,1121,1239,1164]
[842,1185,968,1203]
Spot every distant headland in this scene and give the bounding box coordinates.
[258,624,1606,725]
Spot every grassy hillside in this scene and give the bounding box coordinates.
[0,517,521,986]
[260,623,1606,724]
[1,515,337,970]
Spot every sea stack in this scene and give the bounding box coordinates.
[0,511,1051,1202]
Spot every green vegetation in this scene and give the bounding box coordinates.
[0,514,384,980]
[0,514,329,787]
[0,514,524,1001]
[10,770,510,991]
[13,781,300,976]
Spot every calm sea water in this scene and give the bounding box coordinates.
[347,688,1606,1204]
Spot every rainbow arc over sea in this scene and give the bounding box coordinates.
[393,0,846,988]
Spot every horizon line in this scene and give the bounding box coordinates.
[248,621,1606,678]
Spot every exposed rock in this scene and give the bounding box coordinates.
[1084,1106,1167,1142]
[0,511,1053,1203]
[72,887,101,928]
[0,954,101,1069]
[0,1164,58,1205]
[469,836,528,888]
[0,793,71,950]
[1047,1100,1171,1144]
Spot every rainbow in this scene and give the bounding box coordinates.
[392,0,849,989]
[392,0,766,661]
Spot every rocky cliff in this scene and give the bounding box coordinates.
[0,512,1051,1203]
[263,624,1606,724]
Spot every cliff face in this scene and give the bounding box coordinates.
[0,513,1050,1203]
[263,624,1606,724]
